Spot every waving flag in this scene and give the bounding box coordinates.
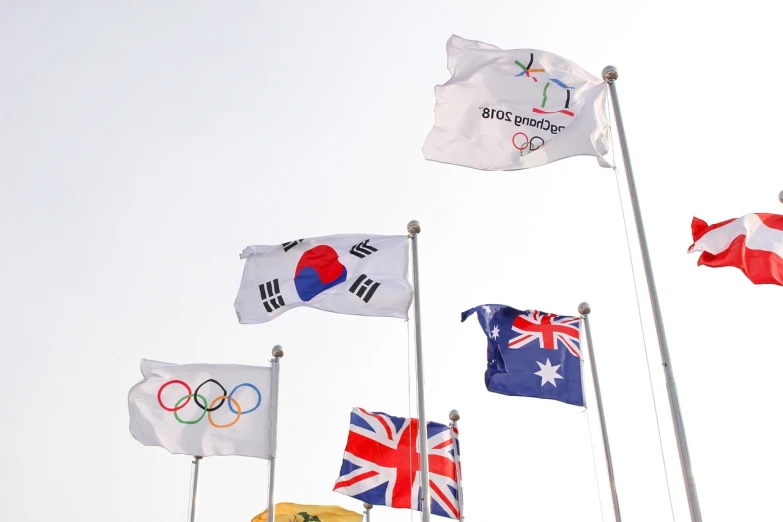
[461,304,583,406]
[333,408,461,519]
[688,213,783,286]
[128,359,275,459]
[235,234,413,323]
[422,35,611,171]
[252,503,362,522]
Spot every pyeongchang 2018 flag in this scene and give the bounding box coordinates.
[128,359,275,459]
[422,35,611,171]
[235,234,413,324]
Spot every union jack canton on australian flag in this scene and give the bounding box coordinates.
[333,408,461,519]
[462,304,584,406]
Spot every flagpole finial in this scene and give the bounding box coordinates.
[778,190,783,203]
[578,302,591,315]
[272,345,284,358]
[602,66,618,83]
[449,409,460,422]
[363,503,373,510]
[407,220,421,235]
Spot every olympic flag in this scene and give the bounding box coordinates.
[234,234,413,324]
[422,35,611,171]
[128,359,276,459]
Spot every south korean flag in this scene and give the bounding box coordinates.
[234,233,413,324]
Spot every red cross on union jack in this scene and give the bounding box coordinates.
[509,310,581,357]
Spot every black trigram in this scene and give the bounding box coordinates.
[349,239,378,259]
[349,274,380,303]
[259,279,285,313]
[282,239,303,252]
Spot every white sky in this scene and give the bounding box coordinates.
[1,2,781,522]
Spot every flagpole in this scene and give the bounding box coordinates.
[267,345,284,522]
[188,456,202,522]
[448,409,464,522]
[603,66,702,522]
[408,219,431,522]
[363,502,373,522]
[579,303,621,522]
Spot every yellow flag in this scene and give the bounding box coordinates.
[252,502,362,522]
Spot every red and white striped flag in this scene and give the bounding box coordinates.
[688,213,783,286]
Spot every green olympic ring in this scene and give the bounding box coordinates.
[173,394,208,425]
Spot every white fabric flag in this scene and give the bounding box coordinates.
[234,234,413,324]
[128,359,275,459]
[422,35,612,171]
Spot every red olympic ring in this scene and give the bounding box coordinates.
[158,380,193,411]
[512,132,530,151]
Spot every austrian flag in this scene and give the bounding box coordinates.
[688,213,783,286]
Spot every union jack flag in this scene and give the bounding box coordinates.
[333,408,461,519]
[509,310,581,357]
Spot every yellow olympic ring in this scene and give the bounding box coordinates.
[207,395,242,428]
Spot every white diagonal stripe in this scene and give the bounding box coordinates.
[689,214,783,258]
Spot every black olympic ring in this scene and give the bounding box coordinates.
[520,136,545,156]
[194,379,227,411]
[529,136,544,150]
[512,133,546,157]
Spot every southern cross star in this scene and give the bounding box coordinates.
[490,325,500,340]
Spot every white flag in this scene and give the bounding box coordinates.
[234,234,413,324]
[422,35,611,171]
[128,359,275,459]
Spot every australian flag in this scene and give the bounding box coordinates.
[461,304,584,406]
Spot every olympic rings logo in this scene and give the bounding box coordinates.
[157,379,262,429]
[512,132,544,157]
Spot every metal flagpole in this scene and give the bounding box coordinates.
[579,303,621,522]
[448,410,464,522]
[603,66,702,522]
[363,502,373,522]
[407,219,431,522]
[267,345,284,522]
[188,456,202,522]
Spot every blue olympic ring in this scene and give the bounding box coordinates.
[228,383,262,414]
